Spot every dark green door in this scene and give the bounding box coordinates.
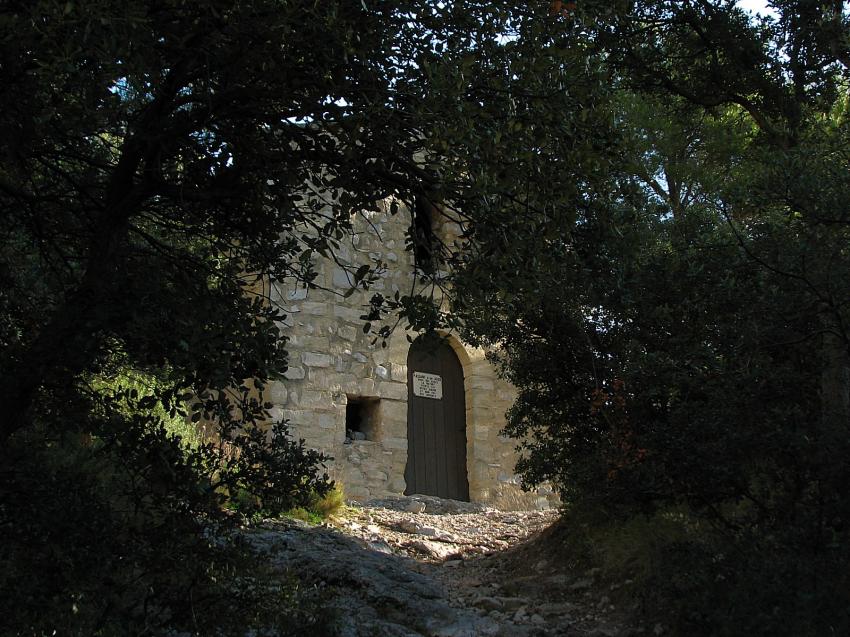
[404,338,469,501]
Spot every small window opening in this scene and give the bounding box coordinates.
[345,396,381,442]
[413,193,438,274]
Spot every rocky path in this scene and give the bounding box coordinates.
[246,496,633,637]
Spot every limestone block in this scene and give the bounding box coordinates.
[478,419,496,430]
[366,470,388,482]
[378,381,407,401]
[299,390,331,406]
[468,392,502,409]
[302,352,332,368]
[335,244,351,263]
[282,409,313,426]
[381,400,407,422]
[326,374,357,393]
[390,363,407,381]
[333,305,364,322]
[332,268,353,288]
[345,467,365,486]
[374,364,389,380]
[473,439,495,456]
[343,481,372,502]
[389,476,407,493]
[381,419,407,439]
[352,352,368,363]
[467,359,493,376]
[466,376,495,390]
[381,437,408,450]
[318,413,337,429]
[345,448,361,461]
[284,287,309,301]
[385,347,409,366]
[300,301,328,316]
[309,436,335,451]
[267,381,288,404]
[295,336,331,351]
[338,325,357,341]
[306,368,329,387]
[357,378,376,396]
[283,366,305,380]
[338,377,364,395]
[472,461,493,482]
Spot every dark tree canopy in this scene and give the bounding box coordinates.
[0,1,600,633]
[5,0,850,634]
[454,2,850,634]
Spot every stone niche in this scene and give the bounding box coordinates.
[268,198,557,511]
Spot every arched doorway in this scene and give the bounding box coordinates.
[404,336,469,501]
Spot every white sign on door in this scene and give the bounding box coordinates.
[412,371,443,399]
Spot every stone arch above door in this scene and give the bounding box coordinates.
[404,335,470,501]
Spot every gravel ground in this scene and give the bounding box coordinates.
[245,495,637,637]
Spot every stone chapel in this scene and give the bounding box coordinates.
[265,197,556,511]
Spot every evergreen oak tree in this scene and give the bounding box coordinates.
[454,2,850,634]
[0,1,598,633]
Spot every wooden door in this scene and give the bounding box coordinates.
[404,338,469,501]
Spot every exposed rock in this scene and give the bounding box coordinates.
[406,539,458,560]
[473,596,505,612]
[405,500,427,514]
[495,596,527,611]
[241,497,630,636]
[538,601,579,616]
[398,519,420,534]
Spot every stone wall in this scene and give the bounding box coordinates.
[267,199,555,510]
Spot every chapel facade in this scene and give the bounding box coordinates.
[266,198,556,510]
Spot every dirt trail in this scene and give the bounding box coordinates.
[246,495,634,637]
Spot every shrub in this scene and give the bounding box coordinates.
[311,483,347,519]
[284,507,324,526]
[0,398,330,635]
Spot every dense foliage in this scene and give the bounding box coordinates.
[0,1,581,634]
[455,2,850,634]
[5,0,850,633]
